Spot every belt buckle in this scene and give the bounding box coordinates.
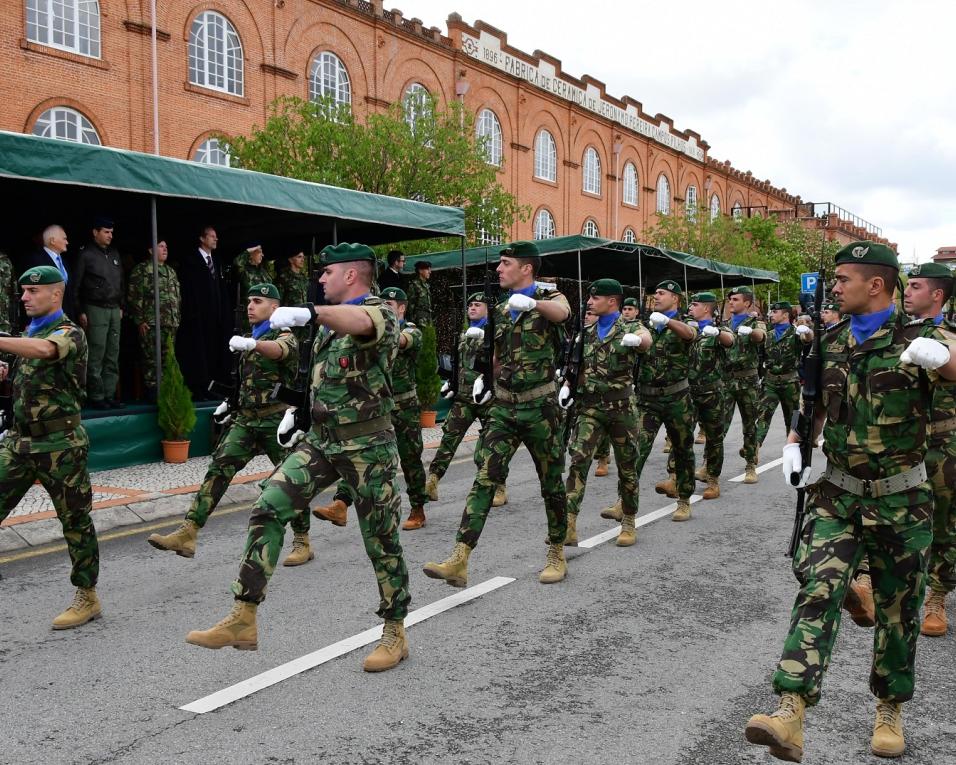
[860,478,873,497]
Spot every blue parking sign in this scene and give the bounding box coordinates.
[801,272,819,293]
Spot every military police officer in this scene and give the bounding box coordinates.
[235,244,274,330]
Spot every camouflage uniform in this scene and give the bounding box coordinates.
[565,316,646,517]
[230,296,409,620]
[275,266,310,347]
[0,251,13,333]
[722,315,766,463]
[126,260,181,389]
[405,276,432,327]
[0,315,97,587]
[457,286,569,547]
[755,324,802,448]
[186,327,307,532]
[594,433,611,462]
[778,313,954,704]
[235,253,274,331]
[389,320,427,508]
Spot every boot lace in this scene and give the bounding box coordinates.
[772,694,802,721]
[69,588,92,611]
[875,701,901,730]
[924,590,945,617]
[380,621,403,649]
[291,534,308,553]
[546,544,563,568]
[856,573,872,591]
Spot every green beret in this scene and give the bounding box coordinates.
[770,301,792,311]
[823,302,841,312]
[19,265,63,285]
[909,262,953,279]
[248,282,280,300]
[468,292,485,303]
[623,297,639,307]
[320,242,376,265]
[728,285,753,297]
[656,280,682,295]
[690,292,717,303]
[501,240,540,259]
[834,241,900,270]
[589,278,624,296]
[380,286,407,302]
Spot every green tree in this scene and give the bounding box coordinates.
[157,337,196,441]
[416,324,441,412]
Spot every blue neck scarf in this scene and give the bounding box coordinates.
[251,320,272,340]
[825,321,837,329]
[469,317,487,329]
[934,313,945,326]
[730,313,748,331]
[655,309,678,332]
[850,305,895,345]
[596,311,620,340]
[509,284,537,321]
[773,322,790,341]
[399,319,406,329]
[345,293,369,306]
[697,319,713,332]
[27,309,64,337]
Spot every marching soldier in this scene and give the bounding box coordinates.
[722,285,766,483]
[746,242,956,761]
[186,243,411,673]
[146,283,312,566]
[235,244,274,330]
[423,241,571,587]
[561,279,649,547]
[405,260,432,327]
[621,296,640,322]
[126,240,181,402]
[0,266,100,628]
[821,302,842,329]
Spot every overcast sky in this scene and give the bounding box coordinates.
[398,0,954,262]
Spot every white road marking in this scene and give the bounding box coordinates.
[577,495,703,548]
[729,456,785,482]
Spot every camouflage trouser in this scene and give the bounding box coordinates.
[186,416,308,534]
[391,403,427,508]
[231,432,410,620]
[429,397,489,479]
[668,387,727,478]
[755,379,800,448]
[723,374,760,463]
[566,401,639,517]
[0,443,98,587]
[595,432,611,461]
[778,483,933,704]
[140,325,177,389]
[926,436,956,594]
[635,390,696,500]
[458,397,567,548]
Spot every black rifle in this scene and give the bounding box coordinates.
[787,263,825,557]
[472,249,498,404]
[208,263,243,421]
[0,281,23,433]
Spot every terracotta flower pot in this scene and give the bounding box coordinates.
[161,439,190,463]
[419,410,437,428]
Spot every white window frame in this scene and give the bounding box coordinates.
[533,208,556,240]
[582,219,600,237]
[732,202,743,221]
[193,137,231,167]
[622,227,636,244]
[188,11,244,97]
[710,194,721,222]
[476,108,503,167]
[403,83,431,133]
[685,185,698,221]
[656,174,671,215]
[622,162,638,206]
[534,129,557,182]
[309,51,351,114]
[32,106,100,144]
[583,147,601,195]
[26,0,101,58]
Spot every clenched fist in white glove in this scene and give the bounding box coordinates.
[701,325,720,337]
[648,311,670,329]
[464,326,484,339]
[782,442,811,488]
[473,375,492,405]
[277,407,305,447]
[270,306,314,329]
[558,383,574,410]
[621,332,644,348]
[507,293,537,312]
[737,324,753,337]
[229,335,257,352]
[440,380,455,399]
[795,324,811,337]
[901,337,950,370]
[212,399,232,426]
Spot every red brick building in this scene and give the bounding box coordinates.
[3,0,888,245]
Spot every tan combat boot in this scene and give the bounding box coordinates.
[185,601,258,650]
[672,499,692,522]
[600,498,623,521]
[743,463,759,484]
[363,619,409,672]
[539,543,567,584]
[616,514,636,547]
[402,506,426,531]
[313,498,348,527]
[147,519,199,558]
[425,473,439,502]
[702,477,720,500]
[695,465,709,482]
[52,587,101,630]
[492,485,508,507]
[655,475,678,498]
[845,573,876,628]
[282,532,314,567]
[921,589,947,636]
[745,692,806,763]
[594,457,609,477]
[422,542,471,588]
[564,512,579,546]
[871,700,904,758]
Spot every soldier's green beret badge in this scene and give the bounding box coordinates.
[690,292,717,303]
[501,241,541,259]
[770,301,792,311]
[823,302,840,312]
[589,278,623,296]
[320,242,376,265]
[834,240,900,270]
[623,297,639,307]
[909,262,953,279]
[381,287,408,302]
[248,283,280,300]
[19,265,64,285]
[728,285,754,297]
[656,280,682,295]
[467,292,485,303]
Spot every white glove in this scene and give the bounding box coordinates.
[277,407,305,447]
[782,442,811,488]
[270,306,313,328]
[795,325,811,337]
[701,325,720,337]
[737,324,753,337]
[648,311,670,329]
[440,380,455,400]
[621,332,644,348]
[465,326,484,339]
[472,375,492,405]
[212,399,232,426]
[901,337,950,370]
[229,335,257,352]
[558,383,574,410]
[507,293,537,312]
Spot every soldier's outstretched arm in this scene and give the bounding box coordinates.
[0,335,58,360]
[718,327,735,347]
[314,305,376,338]
[534,298,570,323]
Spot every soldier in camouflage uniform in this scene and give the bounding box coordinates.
[560,279,649,547]
[423,241,571,587]
[405,260,432,326]
[234,244,274,331]
[755,301,813,450]
[746,242,956,761]
[722,285,767,484]
[0,250,13,333]
[186,243,411,673]
[275,251,310,347]
[0,266,100,629]
[126,240,181,400]
[821,301,842,330]
[146,283,312,566]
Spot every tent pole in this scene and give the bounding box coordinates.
[683,263,688,296]
[460,237,467,312]
[150,196,161,392]
[638,248,644,317]
[332,222,338,246]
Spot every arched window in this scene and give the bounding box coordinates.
[534,129,557,182]
[533,208,556,240]
[622,162,638,206]
[188,11,244,96]
[656,174,671,215]
[403,83,431,133]
[32,106,100,144]
[476,224,502,246]
[582,219,600,237]
[732,202,743,221]
[476,109,503,167]
[27,0,100,57]
[709,194,721,222]
[685,185,698,221]
[622,227,636,244]
[193,138,230,167]
[583,147,601,195]
[309,52,351,114]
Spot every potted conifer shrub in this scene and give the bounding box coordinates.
[157,337,197,463]
[416,324,441,427]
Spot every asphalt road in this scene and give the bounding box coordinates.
[1,412,954,765]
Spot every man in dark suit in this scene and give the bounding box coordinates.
[378,250,405,292]
[22,224,77,319]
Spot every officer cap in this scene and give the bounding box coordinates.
[623,297,639,307]
[468,292,485,303]
[834,241,900,270]
[501,241,541,259]
[589,278,624,296]
[690,292,717,303]
[320,242,376,264]
[908,262,953,280]
[770,300,792,310]
[727,285,754,297]
[92,215,114,230]
[248,283,280,300]
[19,265,64,285]
[656,279,682,295]
[380,286,408,302]
[244,241,263,252]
